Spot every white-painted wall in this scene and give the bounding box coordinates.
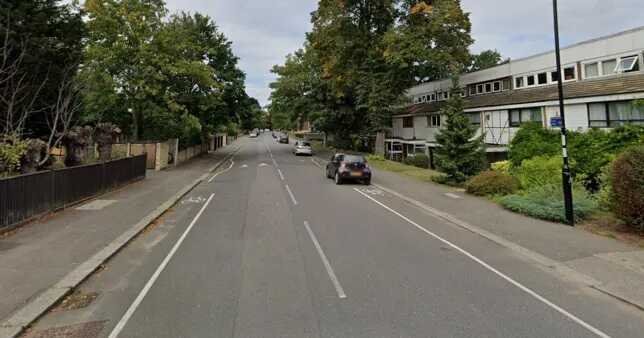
[414,116,429,140]
[544,104,589,132]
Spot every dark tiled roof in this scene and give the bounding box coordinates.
[398,73,644,116]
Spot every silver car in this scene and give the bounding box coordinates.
[293,141,313,156]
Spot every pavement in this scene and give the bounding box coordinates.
[4,133,644,337]
[0,140,240,337]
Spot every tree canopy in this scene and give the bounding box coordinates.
[269,0,475,147]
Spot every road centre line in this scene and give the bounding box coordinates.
[208,160,235,183]
[353,188,611,338]
[108,193,215,338]
[277,168,285,181]
[285,185,298,205]
[304,221,347,299]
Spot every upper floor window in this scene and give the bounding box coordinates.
[403,116,414,128]
[515,77,524,88]
[537,72,548,85]
[617,55,639,72]
[582,55,640,80]
[509,107,543,127]
[564,66,576,80]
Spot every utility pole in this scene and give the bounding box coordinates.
[552,0,575,226]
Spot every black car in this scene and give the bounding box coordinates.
[326,153,371,185]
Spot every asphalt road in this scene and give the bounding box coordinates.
[24,133,644,338]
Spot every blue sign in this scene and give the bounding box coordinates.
[550,116,562,127]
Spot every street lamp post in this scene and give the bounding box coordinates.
[552,0,575,226]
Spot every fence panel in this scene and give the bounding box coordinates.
[0,155,147,230]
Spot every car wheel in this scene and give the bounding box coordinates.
[334,172,342,185]
[364,179,371,185]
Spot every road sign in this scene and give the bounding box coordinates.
[550,116,562,127]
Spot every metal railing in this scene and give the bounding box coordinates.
[0,155,146,230]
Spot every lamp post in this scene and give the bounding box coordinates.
[552,0,575,226]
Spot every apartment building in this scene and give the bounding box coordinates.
[387,26,644,161]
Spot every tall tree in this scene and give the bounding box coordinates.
[469,49,505,72]
[0,0,83,137]
[434,77,485,183]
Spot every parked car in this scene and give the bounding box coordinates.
[278,133,289,144]
[249,131,258,138]
[293,141,313,156]
[326,153,371,185]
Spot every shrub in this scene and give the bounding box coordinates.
[610,145,644,231]
[508,122,560,167]
[465,170,520,196]
[514,155,562,190]
[431,174,463,187]
[0,134,28,176]
[403,154,430,169]
[366,154,385,162]
[490,160,511,173]
[499,184,597,223]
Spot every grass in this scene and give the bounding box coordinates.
[367,156,439,182]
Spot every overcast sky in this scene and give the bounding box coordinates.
[164,0,644,106]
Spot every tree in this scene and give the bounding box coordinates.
[469,49,506,72]
[0,0,83,138]
[434,76,486,183]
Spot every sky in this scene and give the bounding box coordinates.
[163,0,644,107]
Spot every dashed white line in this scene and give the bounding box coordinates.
[304,221,347,299]
[311,158,323,168]
[208,160,235,183]
[277,168,285,181]
[285,185,298,205]
[444,192,461,199]
[108,193,215,338]
[353,188,611,338]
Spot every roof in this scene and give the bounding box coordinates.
[397,73,644,116]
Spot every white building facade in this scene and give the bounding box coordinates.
[387,26,644,162]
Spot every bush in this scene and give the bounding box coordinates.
[498,184,598,223]
[490,160,511,173]
[403,154,430,169]
[610,145,644,231]
[465,170,520,196]
[514,155,562,190]
[0,134,28,176]
[508,122,560,168]
[366,154,385,162]
[431,174,463,187]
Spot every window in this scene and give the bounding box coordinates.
[617,55,639,73]
[509,108,542,127]
[477,84,483,94]
[584,62,599,78]
[485,83,492,93]
[431,93,436,101]
[503,79,511,91]
[403,116,413,128]
[587,101,644,128]
[537,72,548,85]
[515,77,524,88]
[564,66,576,80]
[469,86,476,96]
[602,59,617,75]
[429,114,441,127]
[493,81,501,92]
[551,70,560,82]
[527,75,535,86]
[588,103,608,127]
[469,113,481,126]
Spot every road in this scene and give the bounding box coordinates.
[24,133,644,338]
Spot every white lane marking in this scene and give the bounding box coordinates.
[304,221,347,299]
[108,193,215,338]
[285,185,297,205]
[353,188,611,338]
[272,158,278,167]
[259,163,269,167]
[277,168,285,181]
[208,160,235,183]
[445,192,461,199]
[240,164,248,168]
[311,158,322,168]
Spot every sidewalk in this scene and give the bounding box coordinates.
[370,167,644,310]
[0,143,239,329]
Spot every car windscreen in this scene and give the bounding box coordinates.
[301,142,311,147]
[343,155,365,163]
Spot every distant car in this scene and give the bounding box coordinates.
[326,153,371,185]
[278,134,289,144]
[293,141,313,156]
[249,131,258,138]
